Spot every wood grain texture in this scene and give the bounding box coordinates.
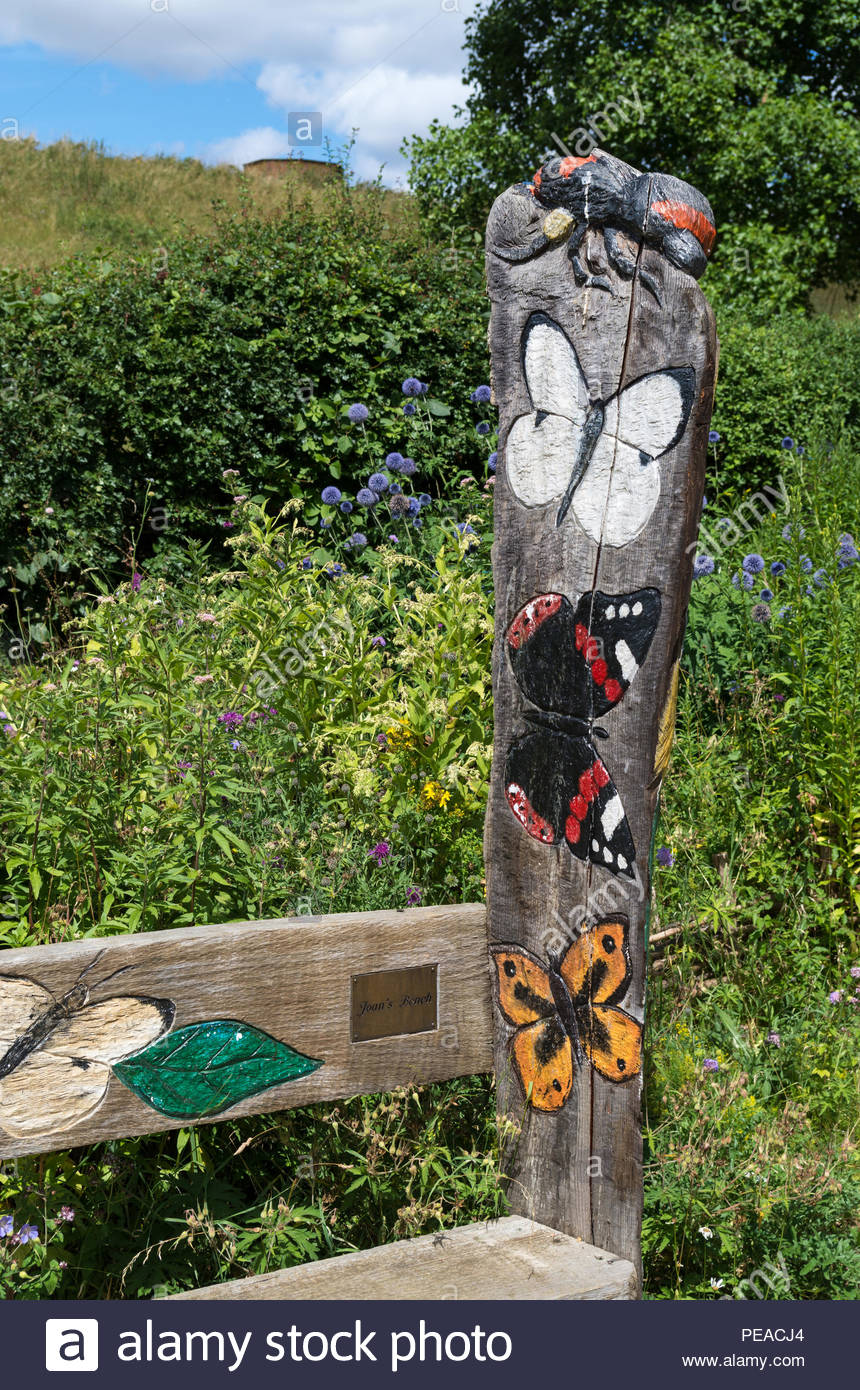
[484,151,717,1276]
[0,904,491,1159]
[168,1216,636,1301]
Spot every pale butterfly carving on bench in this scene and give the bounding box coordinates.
[505,313,695,548]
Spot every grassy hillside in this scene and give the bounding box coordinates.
[0,138,413,269]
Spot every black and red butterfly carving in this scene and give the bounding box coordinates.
[504,587,661,879]
[490,917,643,1112]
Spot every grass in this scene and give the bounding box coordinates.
[0,138,415,270]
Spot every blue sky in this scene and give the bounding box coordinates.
[0,1,477,184]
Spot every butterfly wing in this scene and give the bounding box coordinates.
[572,588,662,718]
[505,314,591,509]
[580,1005,642,1083]
[506,593,588,714]
[0,995,174,1139]
[571,368,693,547]
[0,976,54,1053]
[559,918,632,1007]
[490,946,573,1111]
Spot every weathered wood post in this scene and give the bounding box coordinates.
[484,149,717,1280]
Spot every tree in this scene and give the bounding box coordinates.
[404,0,860,312]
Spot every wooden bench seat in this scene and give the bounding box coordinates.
[168,1216,637,1301]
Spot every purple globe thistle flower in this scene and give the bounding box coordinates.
[759,588,774,601]
[693,554,715,579]
[732,572,754,590]
[300,557,313,570]
[456,522,475,536]
[828,989,842,1004]
[330,563,344,575]
[368,472,389,492]
[403,401,416,416]
[471,385,492,403]
[708,430,720,443]
[321,485,341,505]
[390,494,410,517]
[656,846,675,868]
[476,421,491,436]
[418,493,432,507]
[348,532,368,548]
[418,382,429,395]
[770,560,787,576]
[781,436,794,449]
[782,523,805,540]
[703,1058,719,1073]
[389,481,402,494]
[488,452,498,472]
[371,636,386,648]
[412,518,423,529]
[751,602,771,623]
[356,488,379,507]
[339,500,353,514]
[401,378,423,396]
[385,452,404,470]
[369,840,390,865]
[399,457,417,476]
[347,403,369,423]
[406,886,422,906]
[742,553,765,574]
[407,498,420,516]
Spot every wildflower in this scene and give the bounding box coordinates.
[693,554,715,579]
[774,693,785,702]
[403,402,416,416]
[218,711,243,730]
[330,563,344,575]
[192,674,214,685]
[828,990,842,1004]
[419,493,432,507]
[413,518,423,529]
[58,1206,75,1224]
[131,572,142,592]
[710,1278,724,1290]
[368,472,389,492]
[717,517,732,530]
[401,378,423,396]
[197,612,217,622]
[356,488,379,507]
[386,452,404,470]
[389,481,402,494]
[698,1226,714,1239]
[390,495,410,517]
[703,1059,719,1073]
[488,452,498,472]
[759,588,773,601]
[708,430,720,443]
[850,966,860,979]
[3,723,16,736]
[407,498,420,516]
[742,553,765,574]
[456,522,475,536]
[369,841,390,865]
[813,568,829,587]
[780,436,794,449]
[232,495,247,503]
[656,846,675,867]
[770,560,786,576]
[0,1216,13,1237]
[751,603,771,623]
[16,1224,39,1244]
[347,403,368,423]
[406,886,422,906]
[321,486,341,504]
[45,505,55,515]
[347,532,368,549]
[371,636,386,649]
[799,556,812,572]
[377,732,388,746]
[388,533,399,543]
[339,499,353,514]
[222,468,239,477]
[300,557,313,571]
[399,457,417,476]
[476,421,491,435]
[766,1030,781,1046]
[221,519,234,528]
[230,739,241,751]
[471,385,492,403]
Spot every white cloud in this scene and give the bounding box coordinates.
[204,126,289,169]
[0,0,475,185]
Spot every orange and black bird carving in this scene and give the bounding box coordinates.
[490,918,642,1112]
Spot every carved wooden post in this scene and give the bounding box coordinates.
[484,149,717,1277]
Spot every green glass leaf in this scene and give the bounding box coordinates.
[114,1020,323,1119]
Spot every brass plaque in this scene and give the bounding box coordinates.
[351,964,438,1042]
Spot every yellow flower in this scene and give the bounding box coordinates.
[421,779,451,808]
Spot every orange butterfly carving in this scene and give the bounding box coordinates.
[490,917,642,1112]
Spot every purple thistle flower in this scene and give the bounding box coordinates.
[339,499,354,514]
[356,488,379,507]
[407,498,420,516]
[828,989,842,1004]
[218,711,243,730]
[368,472,389,492]
[386,452,404,470]
[770,560,787,576]
[656,846,675,868]
[766,1031,781,1047]
[389,481,402,494]
[488,452,498,472]
[419,493,432,507]
[471,385,492,403]
[347,403,368,423]
[406,886,422,906]
[403,402,416,416]
[399,457,417,476]
[703,1058,719,1073]
[476,421,491,436]
[369,841,390,865]
[751,603,771,623]
[401,378,423,397]
[321,486,341,504]
[742,553,765,574]
[693,554,715,579]
[781,436,794,449]
[759,588,774,601]
[371,636,386,648]
[708,430,720,443]
[347,532,368,549]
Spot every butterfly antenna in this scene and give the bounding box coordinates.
[89,962,137,993]
[556,402,605,527]
[76,948,107,981]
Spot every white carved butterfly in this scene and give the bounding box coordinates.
[0,955,174,1139]
[505,313,694,548]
